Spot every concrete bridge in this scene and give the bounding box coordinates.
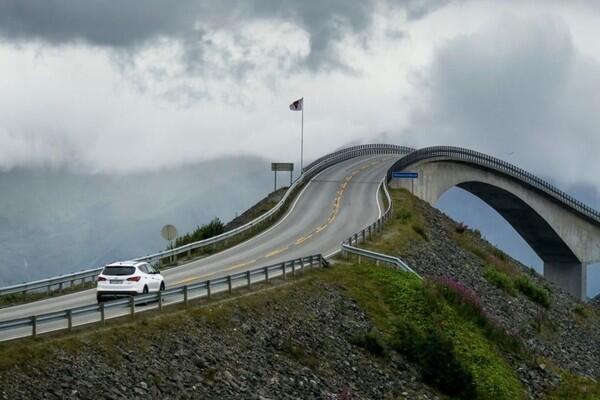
[389,146,600,301]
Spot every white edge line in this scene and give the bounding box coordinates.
[376,179,383,219]
[164,163,338,275]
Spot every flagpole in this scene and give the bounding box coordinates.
[301,102,304,173]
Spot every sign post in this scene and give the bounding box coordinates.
[271,163,294,191]
[161,224,178,265]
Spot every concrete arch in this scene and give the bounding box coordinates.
[390,155,600,301]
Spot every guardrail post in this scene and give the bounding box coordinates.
[358,255,361,264]
[354,233,358,245]
[282,262,287,279]
[31,316,37,338]
[264,267,269,283]
[187,249,192,258]
[246,271,251,287]
[67,310,73,331]
[206,281,211,299]
[100,302,105,325]
[292,260,296,276]
[184,286,189,308]
[70,279,75,289]
[227,276,233,293]
[309,255,314,267]
[301,259,305,274]
[130,296,135,319]
[158,291,163,311]
[362,230,365,242]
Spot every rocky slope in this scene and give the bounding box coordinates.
[393,193,600,378]
[0,188,598,399]
[0,278,440,400]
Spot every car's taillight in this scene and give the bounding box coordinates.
[127,276,141,282]
[97,276,107,282]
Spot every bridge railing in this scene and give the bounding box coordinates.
[0,255,328,340]
[0,144,414,297]
[388,146,600,224]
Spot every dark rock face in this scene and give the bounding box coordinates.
[399,197,600,385]
[0,282,440,400]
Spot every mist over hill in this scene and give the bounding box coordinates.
[0,156,276,286]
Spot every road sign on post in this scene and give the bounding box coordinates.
[391,172,418,179]
[161,224,177,264]
[271,162,294,191]
[391,171,419,194]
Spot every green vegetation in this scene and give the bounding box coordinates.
[484,267,518,296]
[324,264,526,400]
[349,329,387,357]
[514,276,551,308]
[363,189,428,254]
[545,373,600,400]
[483,265,550,308]
[172,217,225,248]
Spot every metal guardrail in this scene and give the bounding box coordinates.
[388,146,600,225]
[339,176,421,278]
[341,244,421,277]
[0,144,414,297]
[0,255,328,339]
[0,267,102,296]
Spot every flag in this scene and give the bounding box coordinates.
[289,97,303,111]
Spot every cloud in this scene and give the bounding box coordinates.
[0,0,381,74]
[405,13,600,193]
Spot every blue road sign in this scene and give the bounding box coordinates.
[392,171,418,179]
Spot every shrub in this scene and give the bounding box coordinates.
[573,305,589,319]
[432,277,522,355]
[412,223,428,240]
[172,217,225,249]
[514,276,550,308]
[396,209,412,223]
[350,329,386,356]
[393,320,477,399]
[455,222,468,234]
[484,267,517,296]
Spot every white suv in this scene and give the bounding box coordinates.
[96,261,165,303]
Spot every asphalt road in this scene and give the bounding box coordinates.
[0,154,399,339]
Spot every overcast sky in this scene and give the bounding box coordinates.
[0,0,599,197]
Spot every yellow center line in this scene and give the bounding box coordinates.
[174,159,386,286]
[265,247,288,258]
[295,233,313,245]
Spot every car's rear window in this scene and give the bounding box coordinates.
[102,266,135,276]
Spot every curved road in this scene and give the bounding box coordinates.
[0,154,399,338]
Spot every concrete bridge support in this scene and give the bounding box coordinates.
[391,161,600,301]
[544,261,587,301]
